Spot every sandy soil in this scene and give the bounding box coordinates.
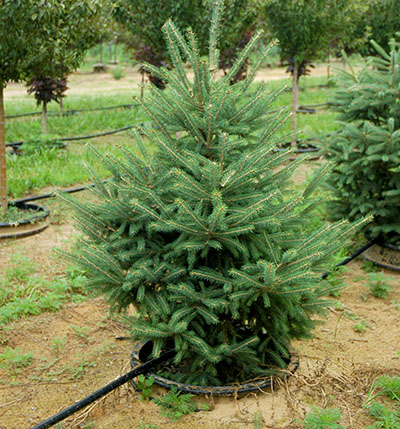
[4,61,342,99]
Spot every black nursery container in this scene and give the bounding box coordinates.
[130,340,300,397]
[0,202,50,240]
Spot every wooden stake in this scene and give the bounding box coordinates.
[290,62,299,149]
[0,85,7,211]
[42,101,47,134]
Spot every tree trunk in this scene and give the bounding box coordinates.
[99,42,103,64]
[327,48,331,79]
[42,102,47,134]
[114,42,118,63]
[59,97,64,115]
[0,86,7,212]
[291,62,299,149]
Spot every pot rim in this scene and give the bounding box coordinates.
[0,201,50,228]
[130,339,299,396]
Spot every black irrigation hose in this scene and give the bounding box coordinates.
[59,124,138,141]
[321,236,379,280]
[31,349,175,429]
[6,123,142,147]
[10,180,109,206]
[5,103,139,119]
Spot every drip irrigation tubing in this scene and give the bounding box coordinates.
[279,128,343,150]
[10,180,109,206]
[266,102,332,116]
[31,349,175,429]
[5,100,332,123]
[6,122,340,150]
[5,103,139,119]
[6,123,146,147]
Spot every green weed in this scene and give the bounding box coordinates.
[0,256,87,326]
[362,260,380,273]
[137,422,161,429]
[366,402,400,428]
[302,406,345,428]
[374,376,400,401]
[137,374,155,401]
[0,346,34,376]
[344,310,359,321]
[365,375,400,428]
[252,411,264,429]
[2,253,37,284]
[153,386,208,421]
[353,321,369,333]
[70,325,91,340]
[50,337,67,354]
[368,273,392,299]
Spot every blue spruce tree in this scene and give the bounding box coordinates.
[60,1,366,385]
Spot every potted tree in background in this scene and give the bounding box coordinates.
[61,0,366,390]
[0,0,103,239]
[0,0,52,237]
[323,40,400,270]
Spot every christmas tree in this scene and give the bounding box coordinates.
[61,1,366,385]
[324,39,400,245]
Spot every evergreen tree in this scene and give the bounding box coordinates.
[324,40,400,245]
[61,1,366,385]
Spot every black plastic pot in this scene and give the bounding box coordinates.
[362,234,400,271]
[0,202,50,240]
[130,340,299,396]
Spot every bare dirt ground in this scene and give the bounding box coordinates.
[4,61,342,99]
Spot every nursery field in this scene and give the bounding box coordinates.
[0,64,399,429]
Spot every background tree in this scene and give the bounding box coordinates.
[115,0,261,88]
[323,40,400,244]
[0,1,52,211]
[365,0,400,55]
[26,0,104,134]
[325,0,368,77]
[264,0,349,147]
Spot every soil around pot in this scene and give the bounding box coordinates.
[0,201,50,239]
[362,232,400,271]
[363,241,400,271]
[130,340,299,397]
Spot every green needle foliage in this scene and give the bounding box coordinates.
[62,0,366,385]
[324,40,400,245]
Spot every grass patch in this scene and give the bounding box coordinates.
[0,253,88,326]
[0,346,34,377]
[7,134,155,197]
[364,375,400,428]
